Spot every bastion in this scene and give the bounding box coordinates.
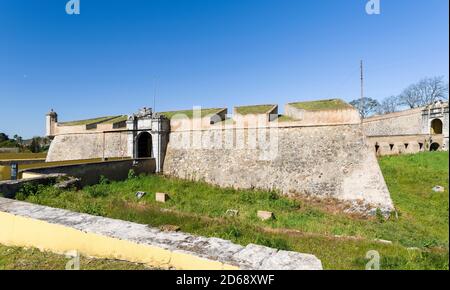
[43,100,395,214]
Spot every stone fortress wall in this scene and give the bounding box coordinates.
[161,100,393,213]
[44,99,398,213]
[363,101,449,156]
[363,108,424,136]
[284,103,361,126]
[46,132,129,162]
[164,123,393,213]
[45,111,129,162]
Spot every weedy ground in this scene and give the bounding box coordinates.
[6,152,449,270]
[0,245,152,270]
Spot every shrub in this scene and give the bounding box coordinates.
[99,175,110,185]
[85,185,109,198]
[376,208,385,223]
[267,191,279,201]
[254,236,291,251]
[16,183,44,199]
[127,169,137,179]
[81,203,106,216]
[225,225,242,239]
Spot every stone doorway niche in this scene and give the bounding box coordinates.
[431,119,443,135]
[430,142,440,151]
[137,132,153,158]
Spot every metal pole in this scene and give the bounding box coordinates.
[360,60,364,120]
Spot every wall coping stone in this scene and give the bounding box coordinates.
[0,197,323,270]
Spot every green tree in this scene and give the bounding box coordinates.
[0,133,9,142]
[350,97,380,118]
[28,137,42,153]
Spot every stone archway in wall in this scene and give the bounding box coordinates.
[137,132,153,158]
[430,142,441,152]
[431,119,443,135]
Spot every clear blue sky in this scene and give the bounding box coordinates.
[0,0,448,138]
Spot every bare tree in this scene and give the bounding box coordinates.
[377,95,401,115]
[399,76,449,108]
[350,97,380,118]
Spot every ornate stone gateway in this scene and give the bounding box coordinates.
[126,108,170,173]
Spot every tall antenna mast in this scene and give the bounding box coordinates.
[360,60,364,100]
[360,60,365,120]
[153,76,157,113]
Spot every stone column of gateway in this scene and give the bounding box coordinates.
[126,108,170,173]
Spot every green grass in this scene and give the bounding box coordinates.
[14,152,449,270]
[378,152,449,248]
[159,108,225,119]
[0,152,47,160]
[0,245,151,270]
[234,105,274,115]
[103,115,128,124]
[0,140,19,148]
[276,115,296,122]
[289,99,353,111]
[58,116,120,126]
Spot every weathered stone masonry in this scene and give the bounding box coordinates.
[363,101,449,155]
[164,124,393,212]
[46,132,129,162]
[44,102,395,213]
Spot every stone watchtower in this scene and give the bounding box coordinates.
[126,108,170,173]
[45,109,58,138]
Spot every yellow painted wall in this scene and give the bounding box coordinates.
[0,211,239,270]
[0,165,9,181]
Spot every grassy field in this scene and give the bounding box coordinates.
[0,245,150,270]
[58,116,120,126]
[159,108,225,119]
[234,105,274,115]
[9,152,449,270]
[276,115,296,122]
[289,99,353,111]
[103,115,128,124]
[1,153,48,180]
[0,152,47,160]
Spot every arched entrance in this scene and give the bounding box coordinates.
[137,132,152,158]
[431,119,443,135]
[430,142,440,151]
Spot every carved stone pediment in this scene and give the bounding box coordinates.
[129,107,153,120]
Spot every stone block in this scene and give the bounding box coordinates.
[54,177,81,190]
[432,186,445,193]
[159,225,180,232]
[156,192,169,203]
[225,209,239,217]
[257,210,274,221]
